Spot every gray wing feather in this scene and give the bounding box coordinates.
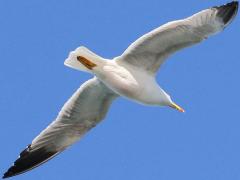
[31,77,117,151]
[3,77,117,178]
[116,2,238,75]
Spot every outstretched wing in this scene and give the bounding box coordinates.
[3,77,117,179]
[116,1,238,75]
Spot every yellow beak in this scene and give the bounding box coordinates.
[169,102,185,113]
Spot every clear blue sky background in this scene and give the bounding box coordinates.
[0,0,239,180]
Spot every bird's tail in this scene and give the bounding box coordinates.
[64,46,106,73]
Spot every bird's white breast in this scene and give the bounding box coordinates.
[96,61,162,105]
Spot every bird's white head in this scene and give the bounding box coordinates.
[158,89,185,113]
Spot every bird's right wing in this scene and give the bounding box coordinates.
[115,2,238,75]
[3,77,118,179]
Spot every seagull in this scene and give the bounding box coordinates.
[3,1,238,178]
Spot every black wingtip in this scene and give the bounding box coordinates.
[214,1,239,25]
[2,174,7,179]
[3,145,59,179]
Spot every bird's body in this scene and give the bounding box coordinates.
[95,60,169,105]
[3,1,238,179]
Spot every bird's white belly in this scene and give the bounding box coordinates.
[96,64,161,105]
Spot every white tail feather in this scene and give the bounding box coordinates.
[64,46,105,73]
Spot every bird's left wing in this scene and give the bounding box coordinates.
[115,2,238,75]
[3,77,118,179]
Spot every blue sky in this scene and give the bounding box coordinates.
[0,0,239,180]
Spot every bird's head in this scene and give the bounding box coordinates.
[158,89,185,113]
